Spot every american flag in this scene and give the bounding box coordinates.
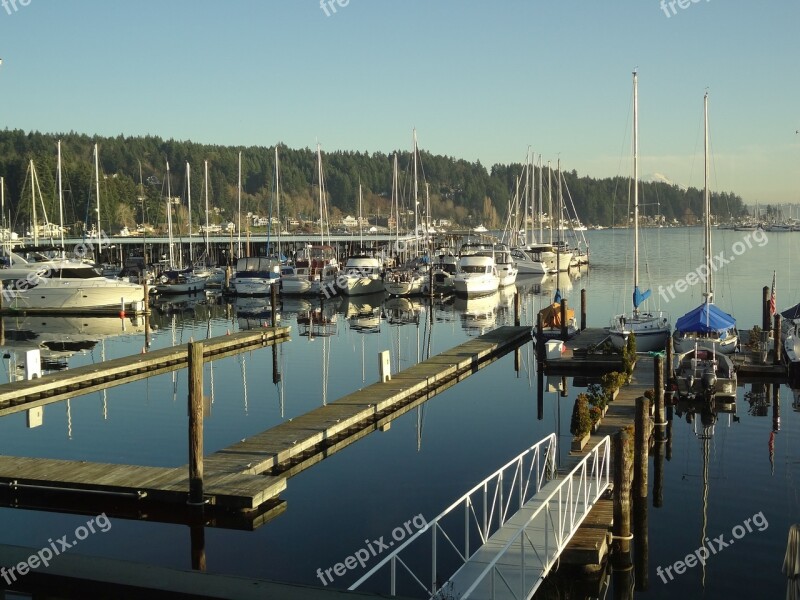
[769,271,776,317]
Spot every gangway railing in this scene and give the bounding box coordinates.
[450,435,610,599]
[349,433,557,598]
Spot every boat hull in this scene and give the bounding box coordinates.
[609,313,671,353]
[3,279,145,312]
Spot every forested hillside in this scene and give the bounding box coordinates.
[0,129,749,234]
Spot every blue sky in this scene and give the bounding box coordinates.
[1,0,798,205]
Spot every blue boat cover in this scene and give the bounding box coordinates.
[675,302,736,333]
[633,286,651,309]
[781,302,800,321]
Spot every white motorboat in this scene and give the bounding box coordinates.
[338,255,384,297]
[154,267,207,295]
[0,262,146,313]
[453,254,499,297]
[281,245,339,296]
[230,257,280,296]
[430,250,458,293]
[672,345,737,401]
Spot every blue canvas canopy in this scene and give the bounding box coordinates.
[781,302,800,321]
[675,302,736,334]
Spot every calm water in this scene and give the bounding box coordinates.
[0,227,797,599]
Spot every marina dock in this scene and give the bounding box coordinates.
[0,325,532,515]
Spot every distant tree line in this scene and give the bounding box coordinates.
[0,129,749,235]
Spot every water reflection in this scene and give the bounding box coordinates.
[0,315,146,376]
[343,292,384,334]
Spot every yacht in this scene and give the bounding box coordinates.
[230,256,280,296]
[337,255,384,297]
[453,254,499,297]
[0,261,146,313]
[281,245,339,296]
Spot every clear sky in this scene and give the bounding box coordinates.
[1,0,798,205]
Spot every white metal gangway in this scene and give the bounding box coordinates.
[349,433,610,600]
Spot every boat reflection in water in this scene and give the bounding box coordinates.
[384,297,425,327]
[297,303,338,338]
[152,291,208,317]
[343,292,384,334]
[0,315,146,377]
[455,290,499,336]
[235,296,279,331]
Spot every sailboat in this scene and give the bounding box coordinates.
[154,161,206,295]
[672,91,738,355]
[609,71,671,353]
[231,152,281,296]
[339,183,384,297]
[281,145,339,296]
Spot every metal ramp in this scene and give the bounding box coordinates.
[349,434,610,600]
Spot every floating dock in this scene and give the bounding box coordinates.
[0,326,532,516]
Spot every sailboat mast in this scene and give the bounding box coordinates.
[413,128,419,254]
[317,143,324,248]
[393,152,399,252]
[0,176,4,232]
[204,160,210,260]
[94,143,101,243]
[57,140,64,249]
[538,154,543,243]
[633,71,640,314]
[237,151,242,258]
[30,160,37,247]
[166,161,174,268]
[275,147,282,258]
[358,181,363,248]
[704,91,712,302]
[186,162,193,264]
[547,161,552,244]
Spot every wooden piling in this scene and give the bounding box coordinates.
[654,355,665,428]
[560,299,568,341]
[514,291,521,327]
[225,266,231,291]
[612,428,632,557]
[580,288,587,331]
[270,284,278,328]
[633,495,649,591]
[762,285,770,330]
[634,397,648,499]
[774,314,782,366]
[143,279,149,314]
[536,312,545,362]
[536,370,544,421]
[665,340,673,385]
[188,341,204,506]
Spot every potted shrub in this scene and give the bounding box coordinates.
[589,406,602,431]
[570,393,592,451]
[601,371,626,404]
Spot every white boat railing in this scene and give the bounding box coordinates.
[348,433,558,598]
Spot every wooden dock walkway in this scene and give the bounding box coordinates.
[558,357,654,565]
[0,327,291,418]
[0,326,532,513]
